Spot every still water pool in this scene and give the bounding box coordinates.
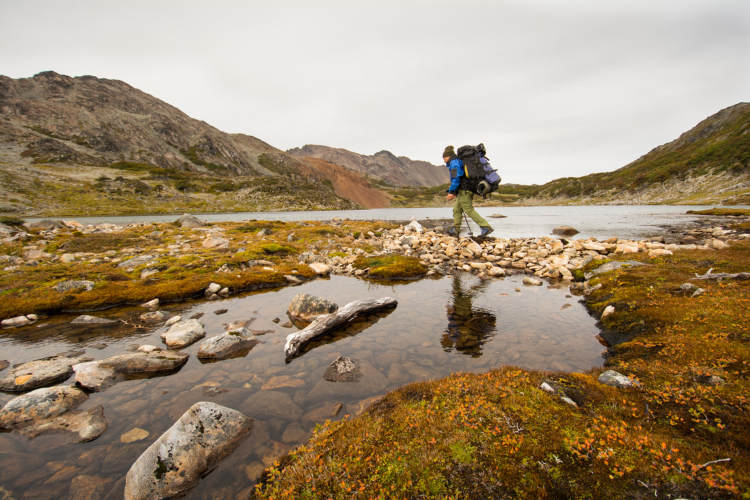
[0,273,603,499]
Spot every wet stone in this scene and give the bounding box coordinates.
[124,402,253,500]
[0,355,90,392]
[0,360,8,371]
[73,351,189,391]
[196,327,259,360]
[69,475,112,500]
[240,390,303,421]
[71,315,117,325]
[323,356,363,382]
[0,386,88,427]
[18,405,108,443]
[161,319,205,349]
[287,293,339,322]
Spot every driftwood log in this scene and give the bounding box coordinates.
[284,297,397,357]
[692,269,750,281]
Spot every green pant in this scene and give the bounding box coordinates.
[453,190,490,230]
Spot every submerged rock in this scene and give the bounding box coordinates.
[18,405,108,443]
[552,226,579,236]
[0,355,90,392]
[0,386,88,427]
[124,402,253,500]
[139,310,170,324]
[71,315,117,325]
[73,351,189,391]
[161,319,205,349]
[286,293,338,322]
[323,356,363,382]
[196,328,259,360]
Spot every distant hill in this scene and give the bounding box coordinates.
[0,71,392,214]
[287,144,448,188]
[511,103,750,205]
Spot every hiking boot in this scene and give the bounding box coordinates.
[478,227,494,238]
[447,227,459,237]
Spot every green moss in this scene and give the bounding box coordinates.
[352,253,426,279]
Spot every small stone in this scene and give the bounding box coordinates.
[165,315,181,327]
[598,370,637,389]
[561,396,578,407]
[206,283,221,294]
[196,328,259,360]
[287,293,338,322]
[523,277,543,286]
[1,315,30,327]
[284,275,302,284]
[121,428,149,443]
[601,305,615,319]
[552,226,579,236]
[161,319,205,349]
[140,298,159,309]
[540,382,555,394]
[214,309,228,315]
[139,310,169,324]
[308,263,332,275]
[323,356,363,382]
[692,288,706,298]
[71,315,116,325]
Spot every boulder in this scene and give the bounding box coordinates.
[18,405,107,443]
[0,355,90,392]
[323,356,363,382]
[287,293,338,322]
[0,386,88,427]
[52,280,95,293]
[552,226,579,236]
[124,403,252,500]
[161,319,205,349]
[598,370,637,389]
[176,214,205,228]
[73,351,189,391]
[28,219,66,230]
[196,328,259,360]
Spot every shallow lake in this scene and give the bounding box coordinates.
[0,273,603,499]
[25,204,748,241]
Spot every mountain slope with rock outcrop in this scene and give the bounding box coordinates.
[286,144,448,187]
[510,103,750,206]
[0,71,393,214]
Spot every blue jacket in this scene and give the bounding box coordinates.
[446,157,464,194]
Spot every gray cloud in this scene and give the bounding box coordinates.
[1,0,747,185]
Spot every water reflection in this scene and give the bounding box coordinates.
[442,275,496,357]
[0,274,605,499]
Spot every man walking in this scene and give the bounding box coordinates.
[443,145,493,238]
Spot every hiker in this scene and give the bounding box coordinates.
[443,145,493,238]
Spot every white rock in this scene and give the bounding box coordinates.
[522,277,543,286]
[161,319,205,349]
[60,254,76,263]
[601,305,615,319]
[140,298,159,309]
[1,316,30,327]
[308,263,332,275]
[598,370,637,389]
[540,382,555,394]
[206,283,221,294]
[165,315,181,327]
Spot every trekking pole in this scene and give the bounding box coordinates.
[463,213,474,237]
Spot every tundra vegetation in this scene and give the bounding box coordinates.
[252,243,750,499]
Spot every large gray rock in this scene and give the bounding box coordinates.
[598,370,637,389]
[287,293,338,322]
[0,386,88,427]
[18,405,107,443]
[161,319,205,349]
[52,280,95,293]
[124,402,253,500]
[240,391,303,421]
[176,214,205,228]
[0,355,90,392]
[73,351,189,391]
[196,328,259,360]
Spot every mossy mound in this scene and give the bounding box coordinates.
[686,208,750,216]
[353,254,427,279]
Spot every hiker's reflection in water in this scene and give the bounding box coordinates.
[441,274,497,357]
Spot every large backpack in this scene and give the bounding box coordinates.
[456,143,502,197]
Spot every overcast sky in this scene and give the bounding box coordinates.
[1,0,748,185]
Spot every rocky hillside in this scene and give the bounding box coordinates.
[0,71,392,214]
[512,103,750,205]
[287,144,448,187]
